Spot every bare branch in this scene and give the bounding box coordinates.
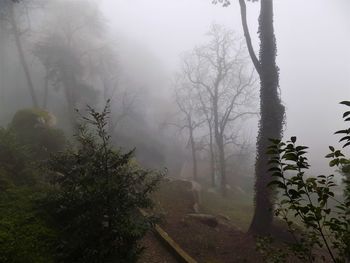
[238,0,261,74]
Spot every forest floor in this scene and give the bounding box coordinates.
[139,179,330,263]
[139,179,264,263]
[139,231,177,263]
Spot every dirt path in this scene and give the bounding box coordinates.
[139,232,178,263]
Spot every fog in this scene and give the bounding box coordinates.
[102,0,350,175]
[1,1,350,261]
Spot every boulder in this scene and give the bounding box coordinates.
[184,213,219,228]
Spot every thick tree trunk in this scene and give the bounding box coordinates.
[247,0,285,235]
[9,4,38,108]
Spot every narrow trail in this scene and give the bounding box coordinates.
[139,208,197,263]
[139,231,178,263]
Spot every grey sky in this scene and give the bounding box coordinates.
[101,0,350,175]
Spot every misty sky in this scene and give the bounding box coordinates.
[101,0,350,175]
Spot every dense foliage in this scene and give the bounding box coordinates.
[43,103,163,263]
[259,102,350,262]
[0,111,59,263]
[0,127,36,187]
[0,187,56,263]
[0,106,163,262]
[9,108,65,160]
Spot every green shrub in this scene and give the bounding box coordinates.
[9,108,65,159]
[261,101,350,262]
[0,128,37,187]
[0,110,64,262]
[43,103,163,263]
[0,187,56,263]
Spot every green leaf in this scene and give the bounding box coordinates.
[296,146,308,151]
[340,101,350,107]
[325,153,334,158]
[281,199,289,204]
[343,141,350,148]
[268,159,280,164]
[283,153,298,161]
[343,111,350,118]
[300,207,309,214]
[306,177,316,183]
[340,136,350,142]
[291,136,297,143]
[329,159,338,167]
[283,165,297,171]
[334,150,344,157]
[271,172,283,178]
[339,158,349,164]
[286,143,294,150]
[329,146,335,152]
[297,151,307,156]
[335,129,349,135]
[268,167,281,172]
[288,189,300,198]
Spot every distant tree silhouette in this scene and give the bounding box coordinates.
[178,24,257,195]
[0,0,38,107]
[34,0,103,129]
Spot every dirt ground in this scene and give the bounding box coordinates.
[139,232,177,263]
[139,180,328,263]
[140,180,263,263]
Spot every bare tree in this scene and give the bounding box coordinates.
[173,76,204,181]
[91,44,136,135]
[182,24,257,196]
[197,87,216,187]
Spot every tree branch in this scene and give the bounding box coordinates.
[238,0,261,75]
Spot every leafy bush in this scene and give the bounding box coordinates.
[0,187,56,263]
[261,101,350,262]
[0,127,37,187]
[9,108,65,159]
[0,109,66,187]
[43,103,163,263]
[0,119,57,262]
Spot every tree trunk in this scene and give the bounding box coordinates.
[209,125,216,187]
[0,26,6,108]
[217,135,227,196]
[42,69,49,109]
[212,92,227,196]
[189,119,198,181]
[9,3,38,108]
[61,69,78,130]
[246,0,285,235]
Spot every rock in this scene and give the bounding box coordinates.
[234,186,246,195]
[193,202,200,213]
[165,178,202,213]
[207,187,218,193]
[184,213,219,228]
[217,214,230,221]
